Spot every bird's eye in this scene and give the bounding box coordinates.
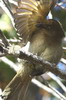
[36,23,44,28]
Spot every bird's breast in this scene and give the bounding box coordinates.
[29,31,46,55]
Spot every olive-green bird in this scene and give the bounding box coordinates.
[1,0,65,100]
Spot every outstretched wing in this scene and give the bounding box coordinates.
[14,0,52,43]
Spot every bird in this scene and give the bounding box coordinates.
[1,0,65,100]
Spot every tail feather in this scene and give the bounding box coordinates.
[1,69,32,100]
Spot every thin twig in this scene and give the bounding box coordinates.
[48,72,66,92]
[61,58,66,65]
[40,75,66,99]
[0,0,15,27]
[56,2,66,11]
[0,39,21,44]
[2,0,14,17]
[7,0,11,8]
[48,84,66,100]
[0,57,20,71]
[32,79,66,100]
[0,30,9,47]
[8,0,18,6]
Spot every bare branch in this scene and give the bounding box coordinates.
[32,79,66,100]
[17,50,66,80]
[0,57,20,72]
[2,0,14,18]
[0,39,21,44]
[56,2,66,11]
[0,41,66,80]
[0,0,15,27]
[8,0,18,6]
[48,72,66,92]
[0,30,9,47]
[61,58,66,65]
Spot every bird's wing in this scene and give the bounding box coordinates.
[14,0,52,43]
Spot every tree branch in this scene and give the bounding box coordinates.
[0,0,15,27]
[0,30,9,47]
[14,50,66,80]
[0,40,66,80]
[32,79,66,100]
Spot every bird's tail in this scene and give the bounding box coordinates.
[1,68,32,100]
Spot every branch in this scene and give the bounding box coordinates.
[16,50,66,80]
[0,40,66,80]
[56,2,66,11]
[1,46,66,99]
[0,39,21,44]
[0,0,15,27]
[2,0,14,18]
[32,79,66,100]
[0,30,9,47]
[0,57,20,72]
[8,0,18,6]
[0,36,66,80]
[61,58,66,65]
[47,72,66,92]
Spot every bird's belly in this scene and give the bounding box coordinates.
[40,46,63,64]
[29,31,63,65]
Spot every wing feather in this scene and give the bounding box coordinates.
[14,0,52,43]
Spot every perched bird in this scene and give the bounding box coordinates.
[1,0,65,100]
[14,0,65,73]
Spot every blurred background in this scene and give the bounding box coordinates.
[0,0,66,100]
